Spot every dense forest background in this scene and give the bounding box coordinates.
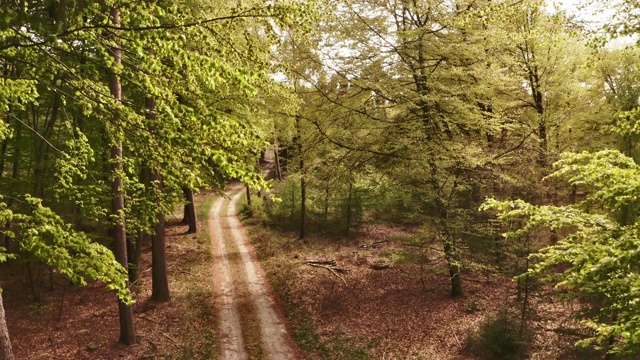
[3,0,640,358]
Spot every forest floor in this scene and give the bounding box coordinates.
[2,191,223,359]
[242,219,604,360]
[0,182,606,359]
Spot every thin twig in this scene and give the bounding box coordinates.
[162,332,182,349]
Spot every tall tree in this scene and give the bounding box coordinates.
[108,5,136,345]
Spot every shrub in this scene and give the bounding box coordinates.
[467,308,528,360]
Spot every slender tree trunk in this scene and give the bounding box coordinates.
[433,167,463,298]
[519,235,531,334]
[151,181,169,301]
[183,187,197,234]
[245,184,252,217]
[33,92,60,199]
[300,175,306,240]
[0,139,7,180]
[129,229,144,285]
[274,148,283,181]
[151,176,169,301]
[246,184,252,207]
[323,186,329,222]
[109,6,136,345]
[25,263,40,302]
[146,92,170,301]
[0,292,14,360]
[345,182,352,236]
[297,116,306,240]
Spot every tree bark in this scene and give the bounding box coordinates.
[443,236,464,298]
[300,174,306,240]
[0,292,14,360]
[109,5,136,345]
[246,184,252,207]
[274,148,283,181]
[146,92,169,302]
[151,173,169,301]
[323,186,329,222]
[151,181,169,301]
[297,116,306,240]
[183,187,197,234]
[0,139,7,180]
[245,184,252,217]
[345,182,352,236]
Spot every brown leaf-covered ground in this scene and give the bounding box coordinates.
[2,191,220,360]
[248,223,600,360]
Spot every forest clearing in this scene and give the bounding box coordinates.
[3,0,640,359]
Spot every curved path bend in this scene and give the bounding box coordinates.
[208,184,296,360]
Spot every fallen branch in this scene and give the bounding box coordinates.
[177,266,196,276]
[304,259,336,266]
[305,261,349,285]
[358,241,387,249]
[370,263,390,270]
[453,332,462,347]
[162,332,182,349]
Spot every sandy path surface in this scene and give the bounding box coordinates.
[210,185,296,360]
[209,195,247,360]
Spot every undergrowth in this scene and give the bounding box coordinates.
[466,308,528,360]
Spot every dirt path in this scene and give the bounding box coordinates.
[209,184,296,360]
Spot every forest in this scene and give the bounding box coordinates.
[2,0,640,359]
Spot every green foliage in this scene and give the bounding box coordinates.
[0,0,320,310]
[0,196,131,303]
[482,150,640,355]
[467,308,529,360]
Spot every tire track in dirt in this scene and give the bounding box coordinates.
[228,189,296,360]
[210,184,296,360]
[209,196,247,360]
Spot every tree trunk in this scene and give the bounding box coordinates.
[433,172,463,298]
[109,5,136,345]
[443,236,464,298]
[345,182,352,236]
[323,186,329,222]
[25,263,40,302]
[183,187,197,234]
[151,174,169,301]
[245,184,252,207]
[146,92,170,302]
[297,116,306,240]
[0,292,14,360]
[300,175,306,240]
[0,139,7,180]
[129,229,144,285]
[274,148,283,181]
